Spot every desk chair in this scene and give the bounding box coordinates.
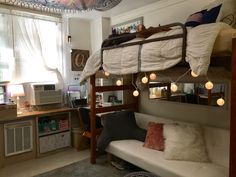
[78,107,103,139]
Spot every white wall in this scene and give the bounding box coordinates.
[90,18,103,54]
[63,18,91,86]
[69,18,91,51]
[102,17,111,40]
[110,0,231,129]
[111,0,212,26]
[111,0,236,27]
[90,17,111,54]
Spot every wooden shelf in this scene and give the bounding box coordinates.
[38,129,69,137]
[95,103,136,114]
[95,84,135,92]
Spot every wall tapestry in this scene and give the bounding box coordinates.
[111,17,143,35]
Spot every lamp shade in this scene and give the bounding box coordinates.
[10,84,25,97]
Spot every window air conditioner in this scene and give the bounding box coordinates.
[29,83,62,106]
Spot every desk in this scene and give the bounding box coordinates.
[96,111,114,117]
[170,93,187,102]
[0,107,73,167]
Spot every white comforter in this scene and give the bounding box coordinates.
[80,22,231,83]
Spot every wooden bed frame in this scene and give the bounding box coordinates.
[86,23,236,177]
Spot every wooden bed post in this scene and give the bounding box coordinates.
[90,74,96,164]
[230,37,236,177]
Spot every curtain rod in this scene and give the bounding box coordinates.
[0,4,62,23]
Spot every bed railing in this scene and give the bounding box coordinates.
[100,22,187,69]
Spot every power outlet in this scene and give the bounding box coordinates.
[74,76,79,81]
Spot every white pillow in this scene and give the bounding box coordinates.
[163,123,209,162]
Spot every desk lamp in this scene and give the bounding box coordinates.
[10,84,25,114]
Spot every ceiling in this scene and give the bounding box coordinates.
[64,0,160,19]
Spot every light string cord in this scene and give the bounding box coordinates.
[175,68,191,83]
[132,74,138,90]
[152,72,173,83]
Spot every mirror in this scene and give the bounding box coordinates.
[149,82,226,107]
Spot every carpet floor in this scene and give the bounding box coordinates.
[34,156,133,177]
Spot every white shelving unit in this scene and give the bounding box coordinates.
[36,111,71,155]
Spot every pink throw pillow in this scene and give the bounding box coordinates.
[143,122,164,151]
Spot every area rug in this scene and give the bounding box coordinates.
[34,156,132,177]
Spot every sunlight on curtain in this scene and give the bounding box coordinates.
[13,15,62,86]
[0,13,14,82]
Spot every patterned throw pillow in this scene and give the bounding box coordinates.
[143,122,164,151]
[202,4,222,24]
[185,10,207,27]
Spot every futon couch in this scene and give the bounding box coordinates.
[106,112,229,177]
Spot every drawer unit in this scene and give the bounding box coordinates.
[39,131,70,153]
[37,111,71,155]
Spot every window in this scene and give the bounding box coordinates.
[0,13,14,82]
[0,85,6,104]
[0,9,63,85]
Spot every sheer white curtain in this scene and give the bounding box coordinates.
[0,13,14,82]
[13,15,63,88]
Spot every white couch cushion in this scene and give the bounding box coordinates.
[106,140,228,177]
[204,126,229,167]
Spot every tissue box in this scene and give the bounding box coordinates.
[0,104,17,120]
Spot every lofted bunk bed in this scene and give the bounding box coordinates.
[79,21,236,177]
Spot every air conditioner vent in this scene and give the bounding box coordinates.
[4,121,33,156]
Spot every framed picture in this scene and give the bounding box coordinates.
[111,17,143,35]
[71,49,89,71]
[108,95,117,103]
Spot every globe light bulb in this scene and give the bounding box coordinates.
[217,98,225,106]
[149,73,157,80]
[104,71,110,77]
[116,79,122,86]
[205,81,214,90]
[191,71,198,77]
[171,83,178,92]
[133,90,139,97]
[141,76,148,84]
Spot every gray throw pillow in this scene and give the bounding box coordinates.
[97,110,146,152]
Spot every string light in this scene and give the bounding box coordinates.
[205,81,214,90]
[133,90,139,97]
[116,79,122,86]
[104,71,110,77]
[141,75,148,84]
[217,98,225,106]
[191,71,198,77]
[149,73,157,80]
[131,74,139,97]
[171,83,178,92]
